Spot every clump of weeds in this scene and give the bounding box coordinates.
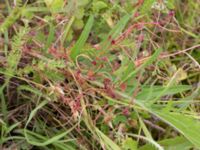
[0,0,200,150]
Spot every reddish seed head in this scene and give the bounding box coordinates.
[92,60,97,66]
[134,12,140,17]
[29,31,36,36]
[101,56,108,62]
[168,10,175,17]
[26,44,32,50]
[103,78,111,89]
[103,78,111,84]
[111,40,116,45]
[77,69,81,74]
[122,108,130,116]
[120,83,127,91]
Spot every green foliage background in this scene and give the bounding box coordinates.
[0,0,200,149]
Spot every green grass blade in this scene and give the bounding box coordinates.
[24,99,77,148]
[0,87,7,122]
[45,23,55,49]
[150,68,189,104]
[101,86,200,148]
[25,100,49,127]
[24,129,75,148]
[61,16,75,45]
[100,14,131,52]
[139,136,193,150]
[70,15,94,61]
[17,85,43,97]
[96,128,121,150]
[127,134,164,150]
[140,0,156,14]
[121,48,162,83]
[136,85,191,101]
[152,110,200,148]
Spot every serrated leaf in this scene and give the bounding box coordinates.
[6,25,29,75]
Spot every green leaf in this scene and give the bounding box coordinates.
[77,0,89,7]
[93,1,108,13]
[62,16,75,44]
[23,99,76,148]
[25,100,49,128]
[44,0,53,6]
[21,129,76,149]
[70,15,94,61]
[122,138,137,150]
[136,85,191,101]
[166,0,175,9]
[121,48,162,83]
[96,128,121,150]
[46,23,55,49]
[65,29,74,42]
[101,14,131,52]
[44,0,64,13]
[18,85,43,97]
[139,136,193,150]
[106,87,200,149]
[140,0,156,14]
[113,115,127,125]
[138,117,153,140]
[72,19,84,30]
[74,7,85,19]
[151,110,200,148]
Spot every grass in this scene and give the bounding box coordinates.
[0,0,200,149]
